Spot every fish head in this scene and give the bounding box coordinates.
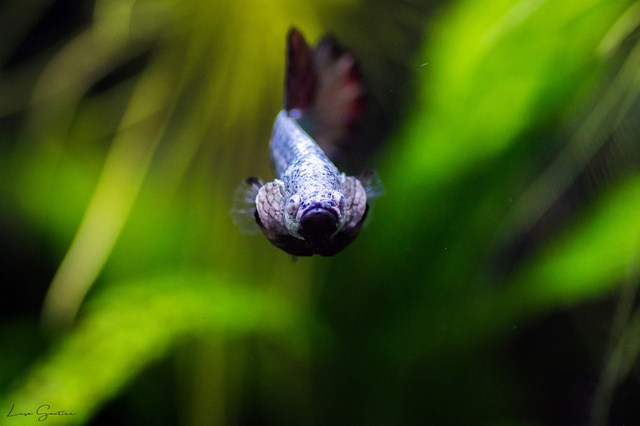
[282,190,345,241]
[251,177,368,256]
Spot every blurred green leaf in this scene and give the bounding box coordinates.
[349,0,635,320]
[395,0,629,191]
[513,175,640,310]
[0,273,322,425]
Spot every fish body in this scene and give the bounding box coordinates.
[235,28,377,256]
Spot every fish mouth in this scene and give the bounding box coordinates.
[298,207,339,241]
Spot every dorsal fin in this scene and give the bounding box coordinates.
[285,28,317,113]
[285,28,366,156]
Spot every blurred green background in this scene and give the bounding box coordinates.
[1,0,640,424]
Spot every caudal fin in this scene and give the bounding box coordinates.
[285,28,365,155]
[285,29,317,113]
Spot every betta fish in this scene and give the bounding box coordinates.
[233,28,380,256]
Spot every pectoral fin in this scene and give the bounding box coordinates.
[255,179,289,237]
[231,177,263,234]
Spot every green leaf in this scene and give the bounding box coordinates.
[0,273,323,425]
[513,176,640,310]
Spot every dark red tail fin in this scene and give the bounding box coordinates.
[285,29,317,113]
[285,28,365,153]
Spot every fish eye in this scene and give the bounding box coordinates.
[286,194,302,217]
